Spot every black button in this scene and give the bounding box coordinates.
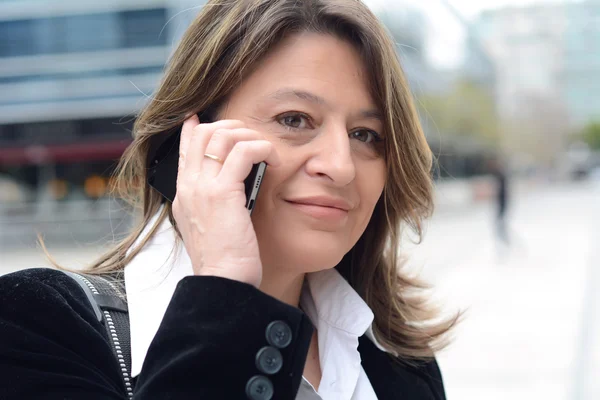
[245,375,274,400]
[255,346,283,375]
[266,320,292,349]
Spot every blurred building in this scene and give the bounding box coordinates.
[562,0,600,126]
[475,4,566,120]
[0,0,204,204]
[475,0,600,128]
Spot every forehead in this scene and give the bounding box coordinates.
[227,32,378,112]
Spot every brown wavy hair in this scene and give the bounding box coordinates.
[60,0,458,361]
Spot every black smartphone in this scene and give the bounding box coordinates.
[146,113,267,215]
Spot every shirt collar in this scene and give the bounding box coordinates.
[301,269,374,337]
[124,206,389,378]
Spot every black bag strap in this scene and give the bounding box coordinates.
[64,271,134,398]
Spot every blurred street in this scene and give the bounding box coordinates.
[412,180,600,400]
[1,180,598,399]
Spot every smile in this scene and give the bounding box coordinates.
[285,200,350,221]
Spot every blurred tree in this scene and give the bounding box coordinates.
[580,121,600,150]
[418,78,500,146]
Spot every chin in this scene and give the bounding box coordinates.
[260,230,349,273]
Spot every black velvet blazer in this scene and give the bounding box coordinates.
[0,268,446,399]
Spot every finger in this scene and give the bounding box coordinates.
[219,140,281,184]
[179,114,200,170]
[183,119,245,175]
[203,128,266,177]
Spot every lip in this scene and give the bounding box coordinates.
[284,196,353,222]
[285,196,353,211]
[286,201,349,221]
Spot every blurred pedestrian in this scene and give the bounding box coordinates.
[0,1,458,398]
[489,156,510,248]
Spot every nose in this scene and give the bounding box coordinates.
[304,124,356,187]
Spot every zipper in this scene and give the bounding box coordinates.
[74,275,133,398]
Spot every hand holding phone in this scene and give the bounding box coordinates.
[148,115,280,288]
[148,114,266,215]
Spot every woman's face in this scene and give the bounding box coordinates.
[220,32,386,273]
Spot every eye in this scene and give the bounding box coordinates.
[277,112,311,129]
[350,129,382,144]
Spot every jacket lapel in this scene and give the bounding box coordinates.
[358,336,445,400]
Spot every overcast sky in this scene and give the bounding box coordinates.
[364,0,570,20]
[449,0,567,19]
[360,0,573,69]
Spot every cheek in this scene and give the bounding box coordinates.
[360,160,386,204]
[355,161,386,222]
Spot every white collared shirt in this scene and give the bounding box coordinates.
[125,207,388,399]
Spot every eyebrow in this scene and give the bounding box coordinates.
[268,88,383,121]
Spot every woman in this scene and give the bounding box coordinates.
[0,0,457,399]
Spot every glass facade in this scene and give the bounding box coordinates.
[563,0,600,125]
[0,3,171,125]
[0,1,172,207]
[0,9,167,58]
[477,0,600,127]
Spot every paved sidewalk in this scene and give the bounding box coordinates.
[408,181,599,400]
